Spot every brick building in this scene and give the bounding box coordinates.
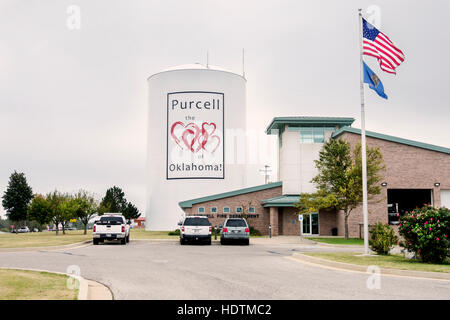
[179,117,450,238]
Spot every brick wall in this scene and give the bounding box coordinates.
[184,186,282,235]
[278,207,298,235]
[318,209,337,236]
[336,132,450,238]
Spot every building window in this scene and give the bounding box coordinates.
[249,207,256,213]
[247,214,259,219]
[217,214,227,218]
[198,207,205,214]
[236,206,243,214]
[290,126,336,144]
[300,128,313,143]
[210,207,217,214]
[223,207,230,214]
[313,127,324,143]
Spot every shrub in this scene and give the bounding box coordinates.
[249,226,262,236]
[398,206,450,264]
[369,222,398,255]
[168,229,180,236]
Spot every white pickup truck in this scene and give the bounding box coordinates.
[93,214,130,245]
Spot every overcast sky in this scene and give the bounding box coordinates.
[1,0,449,218]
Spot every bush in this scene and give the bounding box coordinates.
[369,222,398,255]
[249,226,262,236]
[168,229,180,236]
[398,206,450,264]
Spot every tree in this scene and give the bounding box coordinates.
[2,171,33,230]
[295,139,385,239]
[28,194,52,227]
[74,190,99,234]
[46,191,76,235]
[100,186,127,213]
[99,186,140,223]
[122,202,140,222]
[59,195,79,234]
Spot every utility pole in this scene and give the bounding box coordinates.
[259,165,272,184]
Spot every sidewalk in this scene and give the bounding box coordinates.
[86,279,113,300]
[289,253,450,281]
[250,236,317,245]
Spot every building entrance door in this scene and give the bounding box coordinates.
[302,213,319,235]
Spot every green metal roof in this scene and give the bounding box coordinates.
[332,126,450,155]
[266,116,355,134]
[261,195,300,207]
[178,182,282,208]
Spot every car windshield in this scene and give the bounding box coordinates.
[225,219,247,227]
[98,216,123,225]
[183,217,211,226]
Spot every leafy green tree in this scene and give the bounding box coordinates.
[46,191,76,235]
[2,171,33,230]
[59,195,78,234]
[99,186,140,222]
[122,202,140,222]
[295,139,385,239]
[0,217,12,232]
[28,194,52,227]
[100,186,127,213]
[74,190,99,234]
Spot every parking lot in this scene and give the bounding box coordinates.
[0,240,449,299]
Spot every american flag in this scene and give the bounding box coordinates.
[362,18,405,74]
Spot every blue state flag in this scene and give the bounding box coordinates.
[363,61,388,99]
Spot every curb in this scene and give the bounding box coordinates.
[0,240,92,253]
[289,253,450,281]
[0,267,89,300]
[0,267,113,300]
[306,240,364,249]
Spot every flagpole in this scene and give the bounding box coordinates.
[359,8,370,255]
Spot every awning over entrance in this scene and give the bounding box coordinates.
[261,195,299,207]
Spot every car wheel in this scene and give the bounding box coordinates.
[207,239,212,245]
[121,238,126,245]
[220,238,225,245]
[126,235,130,243]
[245,239,249,246]
[180,238,184,245]
[93,239,98,245]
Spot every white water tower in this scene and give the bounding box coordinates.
[146,64,247,230]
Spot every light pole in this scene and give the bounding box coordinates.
[259,165,272,184]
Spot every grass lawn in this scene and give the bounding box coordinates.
[307,237,364,245]
[0,269,78,300]
[0,230,92,248]
[303,252,450,273]
[130,229,180,239]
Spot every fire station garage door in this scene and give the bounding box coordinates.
[441,190,450,208]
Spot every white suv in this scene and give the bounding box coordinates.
[179,216,212,245]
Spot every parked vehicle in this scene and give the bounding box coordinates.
[220,218,250,245]
[179,216,212,245]
[92,214,130,245]
[16,226,30,233]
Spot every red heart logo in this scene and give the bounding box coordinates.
[171,122,200,152]
[170,121,219,154]
[202,122,216,136]
[205,135,221,154]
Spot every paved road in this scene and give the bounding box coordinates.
[0,240,448,299]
